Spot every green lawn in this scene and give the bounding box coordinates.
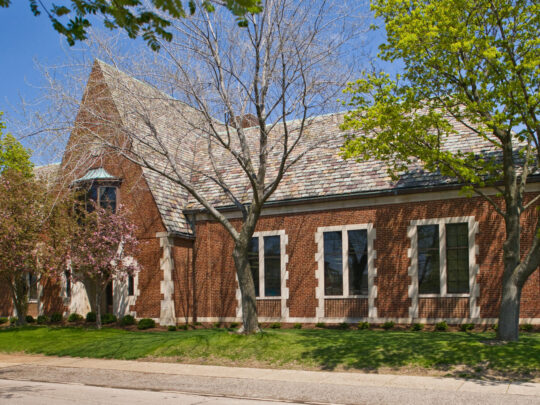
[0,327,538,379]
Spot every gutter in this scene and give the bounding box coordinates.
[183,174,540,215]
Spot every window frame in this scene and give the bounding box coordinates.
[249,230,288,300]
[412,218,473,298]
[26,273,39,303]
[319,224,374,299]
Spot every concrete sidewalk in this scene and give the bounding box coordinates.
[0,353,538,403]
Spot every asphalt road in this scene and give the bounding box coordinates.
[0,364,538,405]
[0,379,294,405]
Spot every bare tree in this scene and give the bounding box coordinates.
[20,0,367,333]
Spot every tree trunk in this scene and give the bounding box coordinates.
[11,275,28,326]
[497,272,521,341]
[233,243,260,334]
[95,289,102,329]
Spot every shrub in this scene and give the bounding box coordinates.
[85,312,96,323]
[435,321,448,331]
[50,313,63,323]
[520,323,533,332]
[178,324,188,330]
[411,323,424,331]
[37,315,48,325]
[491,323,498,331]
[168,325,177,331]
[293,323,302,329]
[229,322,239,329]
[270,322,281,329]
[357,322,370,330]
[315,322,325,328]
[338,322,349,330]
[137,318,156,330]
[120,315,136,326]
[460,323,474,332]
[101,313,117,325]
[25,315,35,323]
[0,317,8,325]
[382,321,395,330]
[213,322,221,329]
[9,317,18,325]
[68,313,84,323]
[194,321,202,326]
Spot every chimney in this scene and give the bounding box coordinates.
[229,113,258,129]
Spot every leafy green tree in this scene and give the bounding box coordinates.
[0,0,261,50]
[341,0,539,341]
[0,112,33,177]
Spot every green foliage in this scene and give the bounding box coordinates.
[460,323,475,332]
[357,322,370,330]
[9,317,17,325]
[0,328,537,378]
[120,315,136,326]
[270,322,281,329]
[0,1,261,51]
[315,322,325,328]
[85,312,97,323]
[411,323,424,331]
[0,113,33,177]
[101,313,117,325]
[520,324,533,332]
[435,321,449,332]
[178,324,188,330]
[68,313,84,322]
[37,315,48,325]
[293,323,302,329]
[338,322,350,330]
[50,313,63,323]
[0,317,8,325]
[137,318,156,330]
[213,322,222,329]
[25,315,35,323]
[382,321,395,330]
[168,325,177,331]
[229,322,239,329]
[492,323,499,332]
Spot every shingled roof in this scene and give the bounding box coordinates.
[89,61,506,235]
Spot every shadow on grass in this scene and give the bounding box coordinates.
[292,329,538,380]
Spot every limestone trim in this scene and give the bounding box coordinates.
[315,223,377,320]
[171,316,540,325]
[158,232,176,325]
[236,230,289,320]
[407,216,480,320]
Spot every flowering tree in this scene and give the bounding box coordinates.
[70,203,139,329]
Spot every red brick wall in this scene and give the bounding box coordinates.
[0,282,12,316]
[193,192,539,321]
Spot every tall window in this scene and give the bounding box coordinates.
[323,228,369,296]
[65,270,71,298]
[26,273,38,302]
[417,225,440,294]
[128,275,135,296]
[248,235,282,298]
[446,223,469,293]
[416,222,470,295]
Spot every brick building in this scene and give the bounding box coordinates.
[2,60,538,326]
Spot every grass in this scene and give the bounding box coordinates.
[0,326,538,379]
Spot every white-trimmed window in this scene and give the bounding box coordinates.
[248,231,286,298]
[414,219,472,296]
[320,224,374,298]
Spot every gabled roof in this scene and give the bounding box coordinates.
[85,60,510,235]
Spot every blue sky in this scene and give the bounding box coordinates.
[0,1,73,128]
[0,2,395,164]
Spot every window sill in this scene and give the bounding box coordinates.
[27,299,38,303]
[324,295,368,299]
[419,294,470,298]
[256,297,282,300]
